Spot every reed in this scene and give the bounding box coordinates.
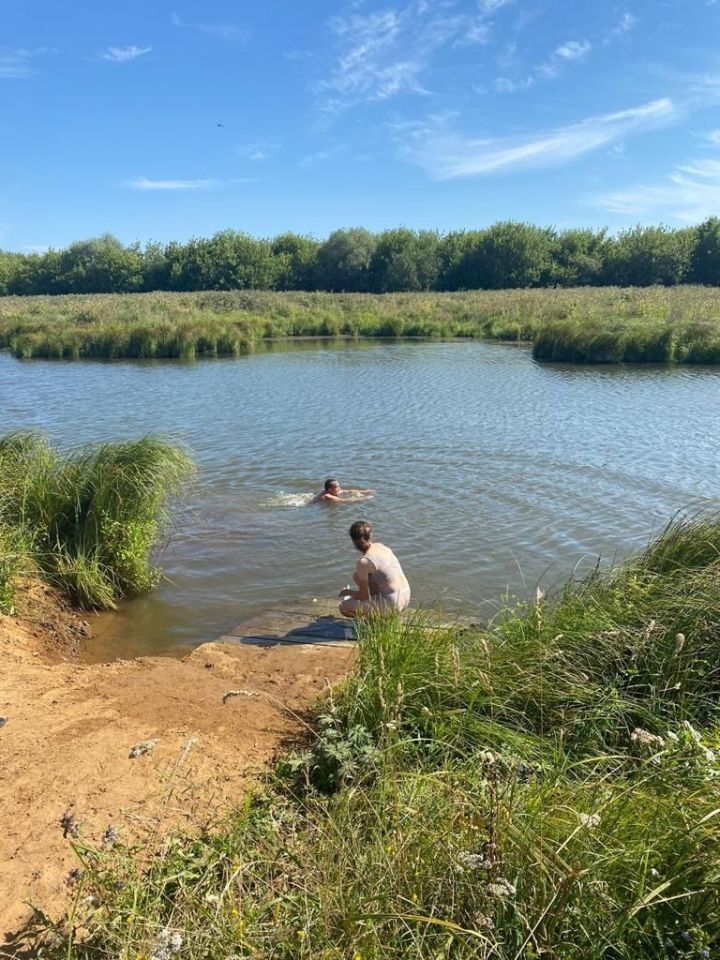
[0,432,194,609]
[4,286,720,362]
[41,515,720,958]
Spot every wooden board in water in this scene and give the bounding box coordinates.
[217,601,474,649]
[217,601,357,648]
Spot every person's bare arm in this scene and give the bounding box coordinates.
[339,557,372,600]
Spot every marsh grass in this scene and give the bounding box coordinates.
[38,515,720,959]
[0,432,194,609]
[5,286,720,362]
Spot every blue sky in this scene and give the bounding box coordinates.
[2,0,720,250]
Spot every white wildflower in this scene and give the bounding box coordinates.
[455,852,492,873]
[630,728,664,749]
[479,750,496,765]
[674,632,686,653]
[578,812,601,829]
[150,928,184,960]
[487,878,516,898]
[666,731,679,742]
[683,721,702,745]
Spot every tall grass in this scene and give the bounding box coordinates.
[0,432,194,609]
[4,286,720,362]
[38,515,720,958]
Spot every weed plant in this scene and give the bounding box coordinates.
[37,515,720,959]
[0,432,194,609]
[4,286,720,362]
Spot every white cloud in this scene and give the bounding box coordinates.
[497,10,635,95]
[171,13,247,41]
[555,40,591,61]
[100,45,152,63]
[399,98,676,179]
[460,21,492,45]
[318,0,510,110]
[235,140,279,161]
[321,8,420,105]
[596,156,720,221]
[126,177,217,190]
[0,46,50,79]
[478,0,514,12]
[493,75,534,92]
[496,35,592,91]
[537,38,591,79]
[608,13,636,38]
[299,150,334,167]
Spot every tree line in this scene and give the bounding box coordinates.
[3,219,720,296]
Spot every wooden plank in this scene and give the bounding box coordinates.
[217,603,357,648]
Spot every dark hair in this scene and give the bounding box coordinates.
[349,520,373,552]
[324,478,339,492]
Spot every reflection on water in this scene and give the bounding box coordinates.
[1,340,718,661]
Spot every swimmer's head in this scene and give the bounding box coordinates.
[324,478,340,493]
[350,519,373,552]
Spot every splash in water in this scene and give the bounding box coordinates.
[266,491,315,507]
[266,489,373,508]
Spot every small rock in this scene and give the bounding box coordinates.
[128,738,159,759]
[0,717,7,729]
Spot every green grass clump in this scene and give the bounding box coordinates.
[5,286,720,362]
[38,515,720,958]
[0,432,194,608]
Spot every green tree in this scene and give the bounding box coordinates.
[140,241,171,291]
[0,252,22,295]
[272,233,319,290]
[315,228,377,292]
[473,222,556,288]
[604,226,694,286]
[370,229,441,292]
[437,231,483,290]
[691,217,720,285]
[53,235,143,293]
[550,228,609,286]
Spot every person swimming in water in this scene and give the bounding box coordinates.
[312,478,374,504]
[338,520,410,618]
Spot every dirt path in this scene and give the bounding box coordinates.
[0,590,355,947]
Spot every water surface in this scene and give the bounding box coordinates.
[1,340,718,660]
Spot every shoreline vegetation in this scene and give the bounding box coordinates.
[0,432,194,611]
[2,222,720,299]
[3,286,720,363]
[34,513,720,959]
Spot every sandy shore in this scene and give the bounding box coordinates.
[0,585,354,949]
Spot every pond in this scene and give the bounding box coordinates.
[1,340,718,660]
